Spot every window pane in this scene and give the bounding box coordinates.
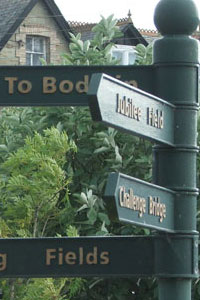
[112,51,123,63]
[26,37,32,51]
[26,53,31,65]
[34,37,44,52]
[129,52,136,65]
[33,54,44,66]
[26,36,47,65]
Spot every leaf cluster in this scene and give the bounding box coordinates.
[0,127,76,238]
[134,44,153,65]
[62,15,122,65]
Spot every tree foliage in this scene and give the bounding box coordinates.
[61,15,122,65]
[134,44,153,65]
[0,128,76,238]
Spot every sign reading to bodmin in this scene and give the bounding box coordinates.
[88,73,175,146]
[0,65,154,106]
[104,173,175,232]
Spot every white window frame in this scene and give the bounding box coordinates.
[26,36,47,66]
[111,45,136,65]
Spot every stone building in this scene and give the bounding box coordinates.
[0,0,72,65]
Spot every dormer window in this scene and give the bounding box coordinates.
[111,45,136,65]
[26,36,47,66]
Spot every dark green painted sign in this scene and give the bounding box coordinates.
[0,236,197,278]
[0,65,154,106]
[0,236,154,278]
[104,172,175,232]
[88,73,175,146]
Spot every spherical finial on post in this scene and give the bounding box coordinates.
[154,0,199,35]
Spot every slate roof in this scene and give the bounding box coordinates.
[0,0,72,50]
[115,22,148,46]
[69,22,96,42]
[69,16,148,46]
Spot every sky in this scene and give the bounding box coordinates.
[55,0,200,30]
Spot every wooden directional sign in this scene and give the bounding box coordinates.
[88,73,175,146]
[0,65,154,106]
[0,236,196,278]
[104,172,175,232]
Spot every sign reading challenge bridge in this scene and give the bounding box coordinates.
[88,73,175,146]
[105,173,175,232]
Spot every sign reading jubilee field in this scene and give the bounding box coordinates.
[88,73,175,146]
[88,73,177,232]
[105,172,175,232]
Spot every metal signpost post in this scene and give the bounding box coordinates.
[153,1,199,299]
[0,0,198,299]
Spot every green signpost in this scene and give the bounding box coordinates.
[0,0,199,299]
[104,172,175,232]
[88,1,200,299]
[89,73,175,146]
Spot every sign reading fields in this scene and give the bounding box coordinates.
[0,237,155,278]
[88,73,175,146]
[0,65,154,106]
[104,173,175,232]
[0,236,196,278]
